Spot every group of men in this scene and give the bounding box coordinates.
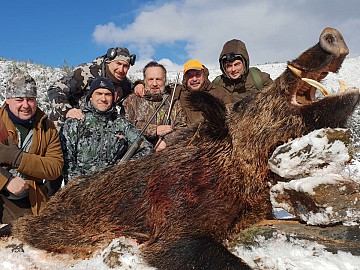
[0,39,272,224]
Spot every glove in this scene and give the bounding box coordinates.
[0,139,23,167]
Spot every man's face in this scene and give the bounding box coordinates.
[184,69,204,91]
[225,59,245,80]
[107,60,130,81]
[144,66,166,94]
[90,89,113,112]
[6,97,37,120]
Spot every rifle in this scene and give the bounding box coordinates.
[154,72,181,151]
[119,93,170,163]
[164,72,181,125]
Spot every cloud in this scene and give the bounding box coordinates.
[92,0,360,69]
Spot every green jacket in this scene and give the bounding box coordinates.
[213,39,273,100]
[60,102,153,182]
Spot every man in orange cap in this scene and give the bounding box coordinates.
[177,59,235,126]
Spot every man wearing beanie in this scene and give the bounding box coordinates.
[60,77,153,183]
[48,47,137,127]
[0,72,63,223]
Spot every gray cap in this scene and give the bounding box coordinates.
[6,72,37,98]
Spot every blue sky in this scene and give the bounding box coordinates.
[1,0,359,73]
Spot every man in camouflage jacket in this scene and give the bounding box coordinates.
[123,61,188,151]
[60,77,152,183]
[48,47,136,126]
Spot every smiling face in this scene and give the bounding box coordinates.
[107,60,130,81]
[6,97,37,120]
[184,69,205,91]
[90,88,113,112]
[225,59,245,80]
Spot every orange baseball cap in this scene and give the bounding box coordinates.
[183,59,204,74]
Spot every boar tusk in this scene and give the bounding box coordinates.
[301,78,330,96]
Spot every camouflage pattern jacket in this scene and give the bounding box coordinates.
[48,56,133,125]
[122,87,188,147]
[60,102,153,183]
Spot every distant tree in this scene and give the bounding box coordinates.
[60,60,74,75]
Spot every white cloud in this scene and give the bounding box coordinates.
[92,0,360,69]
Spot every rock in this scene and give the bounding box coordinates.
[268,128,360,225]
[270,175,360,225]
[269,128,352,179]
[236,220,360,256]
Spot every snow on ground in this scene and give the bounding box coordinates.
[0,56,360,269]
[1,232,360,270]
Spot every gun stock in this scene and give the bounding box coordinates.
[119,136,143,163]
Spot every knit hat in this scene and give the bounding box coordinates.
[183,59,204,74]
[6,72,37,98]
[86,77,115,101]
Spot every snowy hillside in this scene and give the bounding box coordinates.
[0,57,360,270]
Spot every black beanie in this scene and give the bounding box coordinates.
[87,77,115,101]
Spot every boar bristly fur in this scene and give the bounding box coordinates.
[11,28,359,270]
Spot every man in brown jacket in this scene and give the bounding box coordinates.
[0,72,63,224]
[177,59,235,127]
[212,39,273,100]
[123,61,187,151]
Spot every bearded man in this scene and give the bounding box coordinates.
[123,61,187,152]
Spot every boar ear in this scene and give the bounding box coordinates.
[186,91,229,140]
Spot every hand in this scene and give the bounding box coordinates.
[6,176,29,196]
[66,108,84,120]
[154,139,167,152]
[134,84,145,97]
[156,125,173,137]
[0,138,23,167]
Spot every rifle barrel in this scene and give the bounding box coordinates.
[119,93,170,163]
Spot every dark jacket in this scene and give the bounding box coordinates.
[177,67,235,126]
[213,39,273,100]
[60,101,153,182]
[47,56,133,124]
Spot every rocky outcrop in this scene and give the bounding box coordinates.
[269,128,360,225]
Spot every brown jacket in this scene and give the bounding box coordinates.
[123,86,188,146]
[213,39,273,100]
[0,104,63,215]
[177,67,235,126]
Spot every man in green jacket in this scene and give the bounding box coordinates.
[212,39,273,100]
[0,72,64,223]
[60,77,153,183]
